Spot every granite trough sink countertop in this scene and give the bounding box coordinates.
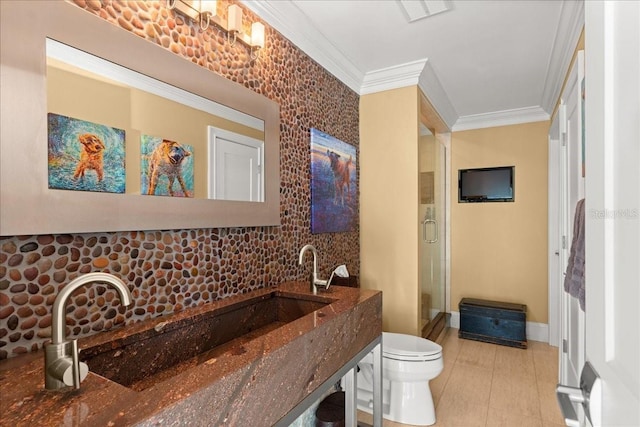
[0,281,382,426]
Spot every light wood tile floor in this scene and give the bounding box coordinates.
[358,328,565,427]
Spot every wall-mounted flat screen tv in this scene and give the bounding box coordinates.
[458,166,514,203]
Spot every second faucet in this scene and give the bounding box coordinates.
[298,245,349,294]
[298,244,328,294]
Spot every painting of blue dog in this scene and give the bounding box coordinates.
[310,128,357,234]
[47,113,125,193]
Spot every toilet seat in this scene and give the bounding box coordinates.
[382,332,442,361]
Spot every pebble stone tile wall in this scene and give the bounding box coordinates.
[0,0,360,360]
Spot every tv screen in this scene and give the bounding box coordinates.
[458,166,514,203]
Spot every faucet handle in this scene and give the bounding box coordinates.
[314,278,329,289]
[61,340,88,388]
[45,341,89,389]
[71,339,81,389]
[69,362,89,388]
[325,265,349,289]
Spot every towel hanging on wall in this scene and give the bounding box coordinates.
[564,198,586,311]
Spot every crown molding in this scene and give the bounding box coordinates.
[360,59,458,130]
[452,106,550,132]
[360,59,427,94]
[418,60,458,130]
[242,0,561,133]
[540,0,585,114]
[240,0,363,94]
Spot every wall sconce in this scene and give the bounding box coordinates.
[167,0,217,31]
[227,4,243,45]
[167,1,265,59]
[250,22,265,59]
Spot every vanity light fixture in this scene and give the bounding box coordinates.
[250,22,265,59]
[167,1,265,58]
[226,4,265,58]
[167,0,218,31]
[227,4,243,45]
[199,0,217,29]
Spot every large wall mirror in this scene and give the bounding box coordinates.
[0,1,280,235]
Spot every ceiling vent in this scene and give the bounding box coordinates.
[397,0,451,22]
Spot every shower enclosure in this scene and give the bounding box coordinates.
[419,128,448,341]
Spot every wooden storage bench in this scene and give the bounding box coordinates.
[458,298,527,349]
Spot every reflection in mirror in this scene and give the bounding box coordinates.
[46,38,265,200]
[208,126,264,202]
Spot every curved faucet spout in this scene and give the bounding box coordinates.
[46,272,133,390]
[299,244,329,294]
[298,244,318,273]
[51,272,133,344]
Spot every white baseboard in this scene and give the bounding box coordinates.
[449,311,461,329]
[448,311,549,343]
[527,321,550,343]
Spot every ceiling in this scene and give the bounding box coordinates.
[242,0,584,131]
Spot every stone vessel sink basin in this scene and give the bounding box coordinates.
[80,291,331,391]
[0,282,382,426]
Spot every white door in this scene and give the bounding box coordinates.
[208,126,264,202]
[559,50,586,397]
[557,2,640,426]
[548,104,561,348]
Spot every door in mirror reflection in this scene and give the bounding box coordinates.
[208,126,263,202]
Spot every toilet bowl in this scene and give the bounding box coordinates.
[354,332,443,426]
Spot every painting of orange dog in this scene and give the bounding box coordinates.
[141,136,194,198]
[73,133,106,182]
[47,113,126,193]
[327,150,352,206]
[310,128,357,234]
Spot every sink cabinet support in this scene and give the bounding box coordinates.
[275,335,382,427]
[344,365,357,426]
[372,340,382,427]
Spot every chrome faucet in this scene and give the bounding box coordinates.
[298,244,328,294]
[44,272,133,390]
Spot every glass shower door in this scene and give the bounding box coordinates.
[419,132,446,339]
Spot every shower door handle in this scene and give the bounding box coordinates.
[422,219,438,243]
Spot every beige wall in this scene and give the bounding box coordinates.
[451,121,549,323]
[360,86,421,335]
[362,91,549,328]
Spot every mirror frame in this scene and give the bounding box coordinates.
[0,1,280,235]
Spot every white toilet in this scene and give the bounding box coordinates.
[354,332,443,426]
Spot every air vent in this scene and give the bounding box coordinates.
[397,0,451,22]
